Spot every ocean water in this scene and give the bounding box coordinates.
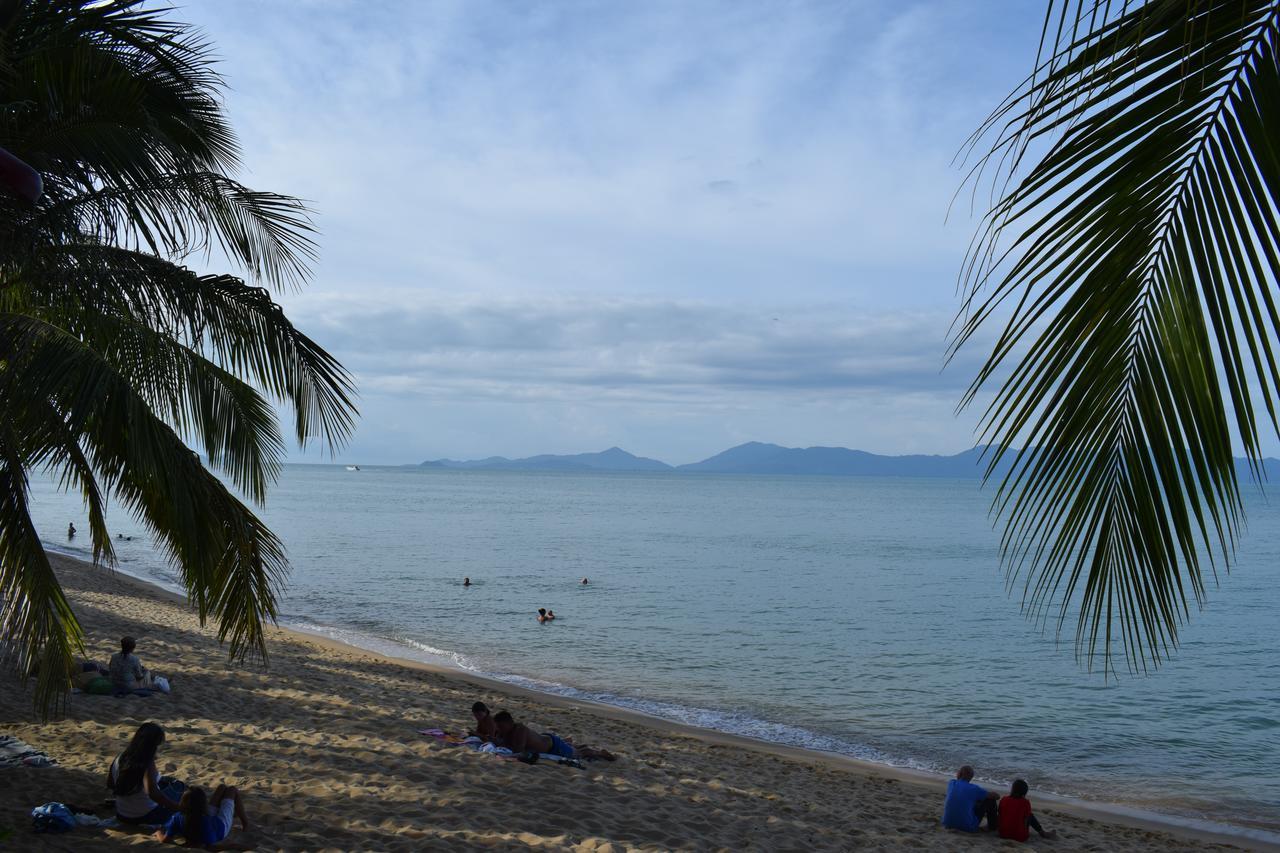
[29,464,1280,840]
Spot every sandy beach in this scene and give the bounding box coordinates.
[0,554,1266,852]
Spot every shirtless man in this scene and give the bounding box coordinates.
[470,701,497,740]
[492,711,616,761]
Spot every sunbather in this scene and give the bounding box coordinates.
[470,701,497,740]
[492,710,616,761]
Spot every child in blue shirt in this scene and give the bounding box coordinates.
[154,784,250,846]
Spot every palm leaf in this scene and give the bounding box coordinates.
[0,312,289,662]
[0,2,358,716]
[0,433,84,716]
[16,243,356,451]
[955,0,1280,673]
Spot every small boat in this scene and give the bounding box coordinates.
[345,465,361,471]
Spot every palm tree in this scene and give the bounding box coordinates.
[0,0,356,714]
[955,1,1279,674]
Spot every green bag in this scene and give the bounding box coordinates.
[85,676,113,695]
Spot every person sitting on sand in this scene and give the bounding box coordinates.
[470,701,497,740]
[998,779,1054,842]
[941,765,998,832]
[109,635,155,691]
[108,722,186,824]
[492,710,616,761]
[537,608,548,623]
[154,784,251,847]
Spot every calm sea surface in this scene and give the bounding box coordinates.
[30,465,1280,839]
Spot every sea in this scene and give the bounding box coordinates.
[28,464,1280,842]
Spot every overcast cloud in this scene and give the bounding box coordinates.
[178,0,1045,464]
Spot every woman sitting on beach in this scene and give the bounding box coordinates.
[154,784,251,847]
[107,722,185,824]
[109,635,156,692]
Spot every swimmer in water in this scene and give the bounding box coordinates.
[463,577,471,587]
[546,609,556,621]
[537,608,548,623]
[580,577,588,585]
[67,522,76,539]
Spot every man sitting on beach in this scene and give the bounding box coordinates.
[941,765,998,832]
[492,711,616,761]
[109,636,154,692]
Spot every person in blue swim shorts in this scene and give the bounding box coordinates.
[492,711,617,761]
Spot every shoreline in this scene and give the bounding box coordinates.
[292,618,1280,851]
[9,553,1270,851]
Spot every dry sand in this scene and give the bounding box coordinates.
[0,554,1267,852]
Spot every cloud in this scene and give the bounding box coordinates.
[291,292,980,405]
[173,0,1043,462]
[187,0,1044,307]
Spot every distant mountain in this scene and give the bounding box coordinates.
[421,446,672,472]
[677,442,995,477]
[418,441,1280,481]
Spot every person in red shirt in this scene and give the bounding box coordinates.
[998,779,1054,841]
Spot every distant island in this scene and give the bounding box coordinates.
[421,446,671,472]
[420,442,997,477]
[419,442,1280,480]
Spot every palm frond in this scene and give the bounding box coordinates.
[1,312,288,662]
[0,1,354,718]
[955,0,1280,673]
[18,243,357,451]
[61,310,287,503]
[0,432,83,716]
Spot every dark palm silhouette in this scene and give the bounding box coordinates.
[0,0,356,714]
[956,1,1279,673]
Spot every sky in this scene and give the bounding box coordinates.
[178,0,1048,466]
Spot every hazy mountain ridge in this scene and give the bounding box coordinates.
[421,446,672,472]
[674,442,994,477]
[420,442,1280,480]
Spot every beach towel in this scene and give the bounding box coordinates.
[416,728,471,745]
[113,687,154,697]
[0,735,56,768]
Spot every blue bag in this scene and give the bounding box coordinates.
[31,802,75,833]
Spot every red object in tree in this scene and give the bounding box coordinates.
[0,146,42,202]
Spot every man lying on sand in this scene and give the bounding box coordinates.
[492,710,616,761]
[941,765,998,832]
